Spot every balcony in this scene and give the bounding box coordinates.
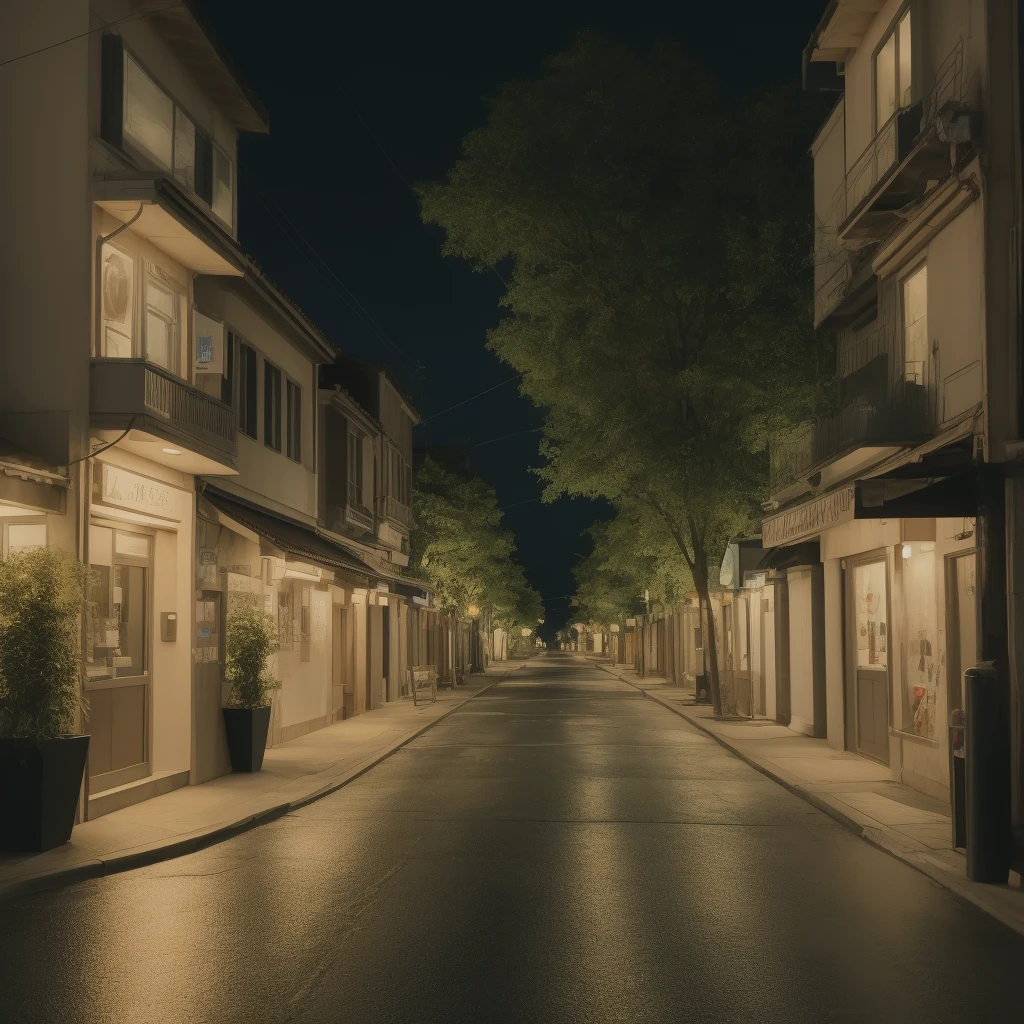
[833,40,968,244]
[345,481,374,531]
[90,359,237,473]
[376,494,411,530]
[769,332,935,495]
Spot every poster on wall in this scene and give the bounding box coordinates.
[193,310,225,376]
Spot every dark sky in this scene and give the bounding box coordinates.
[195,1,826,636]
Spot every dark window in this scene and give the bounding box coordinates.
[221,332,235,406]
[239,343,258,439]
[194,130,213,205]
[348,432,363,507]
[264,362,282,452]
[286,379,302,462]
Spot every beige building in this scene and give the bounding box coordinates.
[0,1,433,822]
[758,0,1021,852]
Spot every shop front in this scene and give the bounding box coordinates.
[85,454,194,816]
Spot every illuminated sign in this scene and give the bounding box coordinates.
[762,485,855,547]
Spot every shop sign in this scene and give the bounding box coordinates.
[763,485,855,547]
[98,465,184,522]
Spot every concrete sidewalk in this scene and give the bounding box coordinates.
[0,659,533,900]
[586,655,1024,937]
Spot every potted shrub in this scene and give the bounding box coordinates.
[222,594,279,772]
[0,547,90,852]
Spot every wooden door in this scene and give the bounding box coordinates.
[848,558,890,764]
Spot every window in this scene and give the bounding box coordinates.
[902,263,928,384]
[124,55,173,168]
[286,379,302,462]
[348,431,364,507]
[212,145,233,225]
[239,342,258,439]
[3,521,46,556]
[221,332,235,406]
[173,110,195,191]
[101,244,135,358]
[86,527,151,681]
[144,263,182,374]
[386,447,409,505]
[853,561,888,671]
[875,9,912,130]
[900,541,938,739]
[264,361,282,452]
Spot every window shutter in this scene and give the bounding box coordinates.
[100,34,124,149]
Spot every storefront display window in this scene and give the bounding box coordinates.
[86,526,151,681]
[901,541,938,739]
[854,561,888,670]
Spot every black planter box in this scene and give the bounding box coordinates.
[0,735,89,853]
[222,705,272,772]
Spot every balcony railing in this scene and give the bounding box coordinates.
[832,39,966,240]
[90,359,236,466]
[376,494,411,529]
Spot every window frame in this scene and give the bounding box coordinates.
[264,360,283,453]
[1,518,47,558]
[347,430,365,508]
[143,261,185,377]
[900,259,928,386]
[872,5,913,134]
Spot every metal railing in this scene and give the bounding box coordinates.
[832,38,966,232]
[376,494,411,528]
[814,259,852,328]
[837,318,894,377]
[90,359,236,458]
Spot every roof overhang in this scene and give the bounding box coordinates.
[0,444,69,515]
[144,1,269,133]
[95,178,244,276]
[807,0,886,64]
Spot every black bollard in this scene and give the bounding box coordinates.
[964,662,1011,883]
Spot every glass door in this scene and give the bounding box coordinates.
[850,559,891,764]
[86,527,153,791]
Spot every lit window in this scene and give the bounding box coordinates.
[903,263,928,384]
[875,9,912,130]
[124,55,173,168]
[86,527,151,681]
[144,264,182,375]
[5,522,46,556]
[264,362,282,452]
[101,244,135,358]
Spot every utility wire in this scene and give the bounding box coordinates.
[244,181,421,376]
[0,3,182,70]
[499,497,543,511]
[473,427,542,448]
[420,373,524,424]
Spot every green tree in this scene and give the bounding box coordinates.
[225,594,280,709]
[411,457,542,636]
[419,32,829,713]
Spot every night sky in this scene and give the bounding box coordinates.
[195,0,826,635]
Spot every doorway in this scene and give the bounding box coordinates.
[946,552,978,720]
[846,556,891,764]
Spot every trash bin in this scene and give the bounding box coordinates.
[948,709,966,849]
[964,662,1011,884]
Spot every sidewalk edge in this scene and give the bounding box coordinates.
[0,665,526,901]
[591,657,1024,938]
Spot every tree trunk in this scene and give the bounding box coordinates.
[691,533,734,717]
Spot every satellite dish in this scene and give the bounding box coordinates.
[104,252,130,323]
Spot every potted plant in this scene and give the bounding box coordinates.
[0,546,90,852]
[222,594,279,772]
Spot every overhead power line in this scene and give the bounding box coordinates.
[0,3,182,70]
[473,427,542,448]
[420,373,524,424]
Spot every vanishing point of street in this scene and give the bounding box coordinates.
[0,654,1019,1024]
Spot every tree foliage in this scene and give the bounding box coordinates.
[0,546,88,739]
[225,594,280,709]
[411,457,542,631]
[419,32,829,713]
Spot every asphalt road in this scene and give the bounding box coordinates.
[0,653,1019,1023]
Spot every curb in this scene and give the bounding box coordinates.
[592,659,1024,938]
[1,663,528,901]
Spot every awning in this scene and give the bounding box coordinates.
[95,177,245,276]
[756,540,821,573]
[0,439,69,514]
[202,488,376,585]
